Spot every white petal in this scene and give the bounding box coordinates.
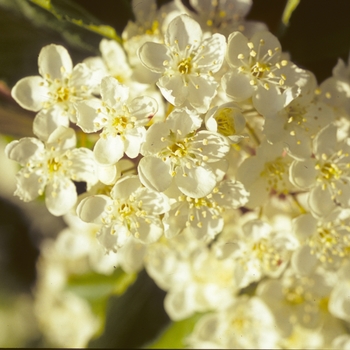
[14,170,43,202]
[128,96,158,121]
[124,130,145,158]
[166,15,202,51]
[164,288,195,321]
[70,63,96,90]
[138,42,168,73]
[11,76,49,111]
[292,213,317,241]
[96,163,119,185]
[308,185,337,218]
[289,159,318,189]
[111,175,141,200]
[175,166,216,198]
[38,44,73,80]
[5,137,44,165]
[45,178,77,216]
[33,108,70,141]
[100,76,129,107]
[137,221,163,244]
[163,206,188,238]
[194,33,226,72]
[158,74,185,106]
[76,99,104,133]
[222,71,253,101]
[251,31,281,64]
[77,194,110,223]
[226,31,250,67]
[138,156,172,192]
[291,244,318,276]
[94,136,124,165]
[47,126,76,151]
[253,85,289,116]
[137,187,170,214]
[313,123,337,157]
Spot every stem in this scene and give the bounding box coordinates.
[245,121,261,146]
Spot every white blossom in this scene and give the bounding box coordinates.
[289,123,350,218]
[5,126,97,216]
[222,31,308,115]
[138,108,230,197]
[11,44,99,126]
[77,175,170,249]
[76,77,158,166]
[163,179,249,240]
[138,14,226,112]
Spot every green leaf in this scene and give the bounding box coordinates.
[30,0,122,43]
[65,268,137,303]
[281,0,300,26]
[146,313,204,349]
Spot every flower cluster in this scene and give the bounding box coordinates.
[5,0,350,348]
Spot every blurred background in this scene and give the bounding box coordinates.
[0,0,350,347]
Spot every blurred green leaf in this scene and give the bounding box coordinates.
[30,0,122,43]
[281,0,300,26]
[66,268,137,302]
[146,313,203,349]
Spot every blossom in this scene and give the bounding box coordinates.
[204,102,246,143]
[77,175,170,249]
[76,76,158,165]
[175,0,267,37]
[163,179,249,240]
[138,108,230,198]
[289,123,350,218]
[187,296,280,349]
[145,230,237,320]
[258,268,333,336]
[11,44,99,127]
[5,126,97,216]
[237,141,295,208]
[222,31,308,115]
[263,71,335,160]
[138,14,226,112]
[292,211,350,274]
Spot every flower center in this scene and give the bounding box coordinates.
[215,107,237,136]
[260,157,289,194]
[47,157,61,173]
[178,57,192,75]
[318,162,342,181]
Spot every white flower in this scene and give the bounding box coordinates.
[11,44,99,127]
[292,211,350,274]
[176,0,267,37]
[5,126,97,216]
[328,261,350,323]
[187,296,280,349]
[319,55,350,116]
[163,179,249,240]
[289,123,350,218]
[258,268,333,336]
[237,141,295,208]
[76,77,158,165]
[204,102,246,143]
[138,14,226,112]
[138,108,230,197]
[263,71,335,160]
[77,175,170,249]
[222,31,308,115]
[145,231,237,320]
[220,217,298,289]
